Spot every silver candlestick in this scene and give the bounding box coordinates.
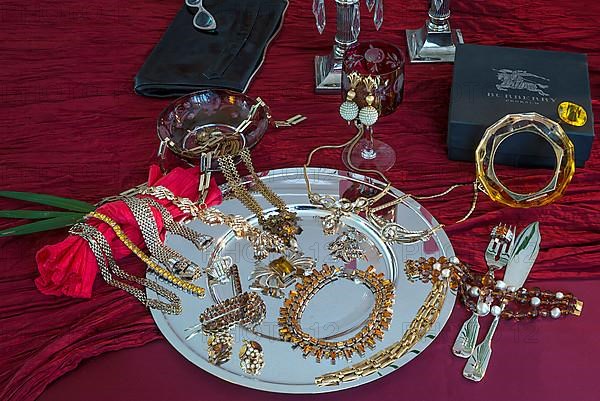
[313,0,383,93]
[406,0,464,63]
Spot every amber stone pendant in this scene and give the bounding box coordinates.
[558,101,587,127]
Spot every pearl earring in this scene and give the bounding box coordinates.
[358,76,380,127]
[339,72,362,123]
[239,339,264,375]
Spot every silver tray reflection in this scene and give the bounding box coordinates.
[149,167,456,393]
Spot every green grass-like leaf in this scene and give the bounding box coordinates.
[0,210,86,219]
[0,214,85,236]
[0,191,95,213]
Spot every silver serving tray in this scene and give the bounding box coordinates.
[149,167,456,393]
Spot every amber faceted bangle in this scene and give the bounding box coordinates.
[278,264,395,364]
[475,113,575,208]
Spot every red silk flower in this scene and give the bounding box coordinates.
[34,165,222,298]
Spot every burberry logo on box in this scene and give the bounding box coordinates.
[487,69,557,105]
[487,92,557,105]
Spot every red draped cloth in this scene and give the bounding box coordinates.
[0,1,599,401]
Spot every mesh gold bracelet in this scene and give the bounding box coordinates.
[70,222,183,315]
[86,211,206,298]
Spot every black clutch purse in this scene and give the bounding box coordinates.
[134,0,288,97]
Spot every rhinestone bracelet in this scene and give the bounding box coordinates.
[87,211,205,297]
[279,264,395,364]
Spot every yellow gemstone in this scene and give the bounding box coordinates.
[269,256,295,276]
[558,101,587,127]
[239,343,248,358]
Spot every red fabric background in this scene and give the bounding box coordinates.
[0,0,599,400]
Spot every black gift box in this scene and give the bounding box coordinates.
[448,44,594,167]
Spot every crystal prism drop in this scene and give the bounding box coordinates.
[374,0,383,31]
[366,0,375,12]
[434,0,443,11]
[351,3,360,41]
[314,0,326,34]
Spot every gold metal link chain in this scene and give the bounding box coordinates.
[315,278,449,386]
[238,147,288,211]
[218,152,266,222]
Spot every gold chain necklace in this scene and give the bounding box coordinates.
[218,147,302,248]
[303,124,472,243]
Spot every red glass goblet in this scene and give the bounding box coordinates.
[341,40,405,172]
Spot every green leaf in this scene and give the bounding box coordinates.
[0,214,85,236]
[409,350,421,355]
[0,210,86,219]
[425,334,436,340]
[0,191,95,213]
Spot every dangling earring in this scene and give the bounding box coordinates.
[339,72,362,123]
[239,339,265,375]
[358,76,380,127]
[207,331,234,366]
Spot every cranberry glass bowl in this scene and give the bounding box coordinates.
[157,89,270,165]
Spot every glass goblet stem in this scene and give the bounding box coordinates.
[361,127,377,160]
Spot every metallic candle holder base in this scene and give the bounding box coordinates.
[315,53,344,94]
[314,0,361,93]
[406,0,464,63]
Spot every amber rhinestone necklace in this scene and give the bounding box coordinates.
[278,265,395,364]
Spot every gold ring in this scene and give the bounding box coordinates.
[475,113,575,208]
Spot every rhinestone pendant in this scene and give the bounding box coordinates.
[374,0,383,31]
[313,0,326,34]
